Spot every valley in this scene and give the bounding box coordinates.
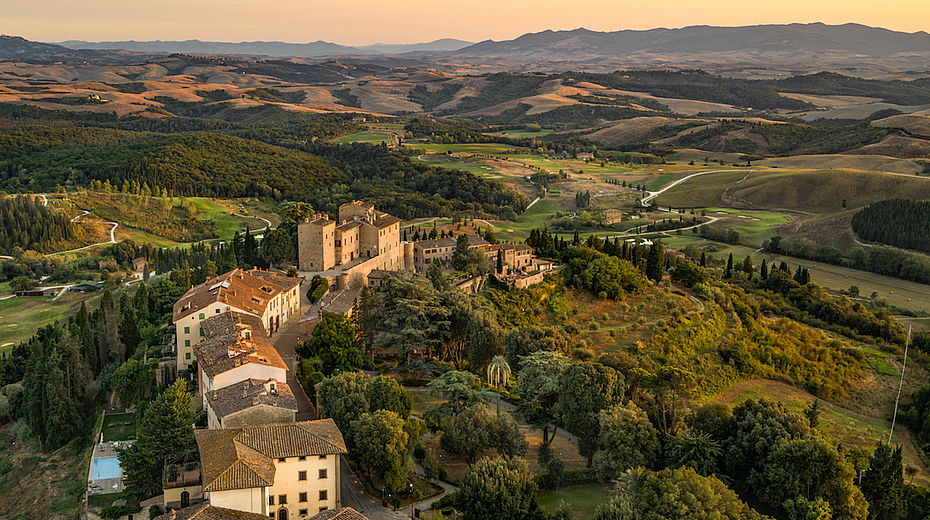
[1,21,930,520]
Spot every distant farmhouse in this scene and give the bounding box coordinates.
[173,269,301,372]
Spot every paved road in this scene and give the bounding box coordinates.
[271,314,316,420]
[340,454,457,520]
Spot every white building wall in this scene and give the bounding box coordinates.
[208,487,267,515]
[267,455,341,519]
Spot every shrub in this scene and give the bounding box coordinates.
[99,505,142,520]
[306,275,329,303]
[534,468,597,490]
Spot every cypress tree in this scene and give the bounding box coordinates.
[861,443,906,520]
[760,259,768,280]
[725,253,733,278]
[700,252,706,267]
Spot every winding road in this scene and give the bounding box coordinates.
[641,169,753,205]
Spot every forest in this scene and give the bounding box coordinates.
[852,199,930,253]
[0,195,84,254]
[0,108,527,220]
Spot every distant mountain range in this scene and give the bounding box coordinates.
[55,38,473,57]
[453,23,930,57]
[2,23,930,75]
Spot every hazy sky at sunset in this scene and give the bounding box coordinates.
[7,0,930,44]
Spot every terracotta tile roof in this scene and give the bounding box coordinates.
[196,420,347,491]
[195,429,275,491]
[157,503,270,520]
[309,507,370,520]
[206,378,298,420]
[194,312,288,379]
[173,268,300,322]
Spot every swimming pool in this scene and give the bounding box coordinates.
[90,457,120,480]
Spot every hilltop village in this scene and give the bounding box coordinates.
[116,201,555,519]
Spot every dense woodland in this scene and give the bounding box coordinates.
[852,199,930,253]
[0,195,83,253]
[0,108,527,220]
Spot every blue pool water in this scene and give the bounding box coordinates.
[91,457,120,480]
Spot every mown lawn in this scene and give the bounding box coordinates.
[102,412,137,442]
[0,294,84,352]
[536,484,613,519]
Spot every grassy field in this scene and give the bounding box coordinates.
[536,484,613,519]
[489,128,555,138]
[657,168,930,213]
[653,169,754,207]
[662,235,930,312]
[494,198,559,242]
[330,130,398,145]
[102,412,137,442]
[0,293,86,351]
[755,154,926,174]
[703,207,795,247]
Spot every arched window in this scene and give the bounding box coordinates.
[180,490,190,508]
[278,508,288,520]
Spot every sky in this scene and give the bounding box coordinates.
[6,0,930,45]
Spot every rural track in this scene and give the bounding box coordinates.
[642,169,753,205]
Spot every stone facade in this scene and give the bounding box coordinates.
[297,202,410,289]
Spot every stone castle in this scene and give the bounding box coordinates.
[297,201,414,289]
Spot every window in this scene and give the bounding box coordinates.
[319,490,327,501]
[215,308,221,314]
[298,456,306,461]
[269,496,275,506]
[299,492,307,502]
[184,326,190,334]
[199,313,205,320]
[298,471,307,481]
[199,328,203,336]
[318,469,327,479]
[319,508,327,513]
[299,510,308,517]
[185,353,191,360]
[184,340,190,347]
[278,457,286,462]
[279,494,287,504]
[319,455,327,460]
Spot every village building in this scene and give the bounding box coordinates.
[297,201,411,290]
[204,378,298,429]
[603,208,623,224]
[195,420,348,520]
[173,269,301,372]
[193,312,288,411]
[411,235,489,272]
[157,504,369,520]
